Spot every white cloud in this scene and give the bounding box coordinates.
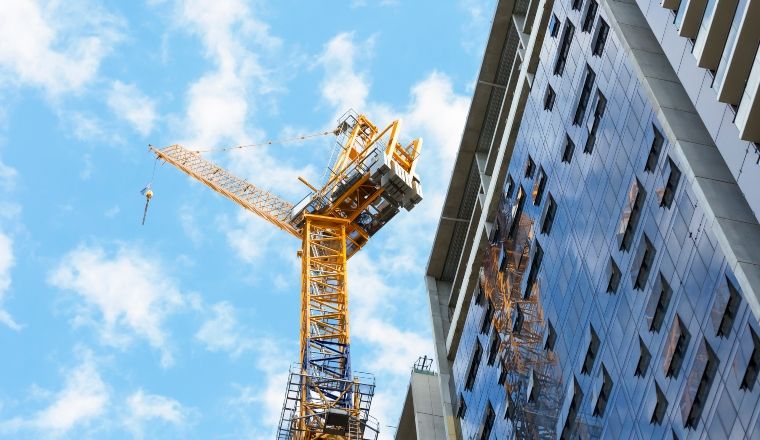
[166,0,282,147]
[125,389,190,438]
[79,153,93,180]
[35,355,108,433]
[403,72,470,166]
[217,212,277,265]
[0,349,109,436]
[0,159,17,191]
[66,112,108,141]
[0,231,19,330]
[348,255,432,374]
[195,301,253,357]
[48,244,185,367]
[179,204,203,245]
[107,81,158,136]
[104,205,120,218]
[226,337,292,436]
[184,70,251,147]
[317,32,372,118]
[0,349,192,438]
[459,0,497,54]
[0,0,122,96]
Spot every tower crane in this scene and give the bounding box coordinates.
[148,111,422,439]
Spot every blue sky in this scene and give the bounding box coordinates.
[0,1,493,438]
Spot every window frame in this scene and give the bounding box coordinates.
[592,18,610,56]
[582,0,599,32]
[574,65,597,125]
[562,134,575,163]
[554,20,576,76]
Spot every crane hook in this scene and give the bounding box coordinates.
[141,184,153,225]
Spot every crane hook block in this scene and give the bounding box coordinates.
[140,185,153,225]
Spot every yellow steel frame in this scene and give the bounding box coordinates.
[330,115,421,183]
[148,144,300,237]
[151,113,421,439]
[297,214,359,439]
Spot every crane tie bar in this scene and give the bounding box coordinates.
[189,127,346,154]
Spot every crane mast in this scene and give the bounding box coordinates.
[150,112,422,439]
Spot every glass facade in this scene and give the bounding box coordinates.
[449,0,760,438]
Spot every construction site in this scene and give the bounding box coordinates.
[144,0,760,437]
[2,0,758,439]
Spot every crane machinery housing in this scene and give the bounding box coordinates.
[149,111,422,439]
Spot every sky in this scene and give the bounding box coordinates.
[0,0,494,438]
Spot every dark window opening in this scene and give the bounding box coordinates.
[499,246,509,272]
[649,274,672,332]
[560,379,583,440]
[508,186,526,239]
[533,167,547,205]
[525,155,536,178]
[685,341,718,429]
[581,326,600,375]
[544,85,556,111]
[465,342,483,391]
[574,65,596,125]
[666,316,690,379]
[527,369,539,402]
[554,20,576,76]
[480,403,495,440]
[481,301,493,334]
[524,242,543,299]
[582,0,598,32]
[487,333,500,366]
[606,257,621,293]
[661,158,681,208]
[489,219,501,245]
[634,235,656,291]
[593,365,612,417]
[475,284,484,306]
[505,174,515,198]
[635,337,651,377]
[572,0,583,10]
[717,277,741,338]
[550,14,561,37]
[741,328,760,391]
[562,134,575,163]
[505,395,516,420]
[621,180,646,251]
[651,382,668,425]
[498,360,508,385]
[645,126,664,172]
[512,303,524,334]
[584,91,606,153]
[592,18,609,56]
[457,393,467,419]
[542,195,557,235]
[544,320,557,351]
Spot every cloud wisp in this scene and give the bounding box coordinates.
[106,81,158,137]
[0,0,123,97]
[48,244,186,367]
[0,349,108,437]
[0,231,19,330]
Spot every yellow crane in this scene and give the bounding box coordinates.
[148,111,422,439]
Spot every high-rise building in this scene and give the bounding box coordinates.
[425,0,760,438]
